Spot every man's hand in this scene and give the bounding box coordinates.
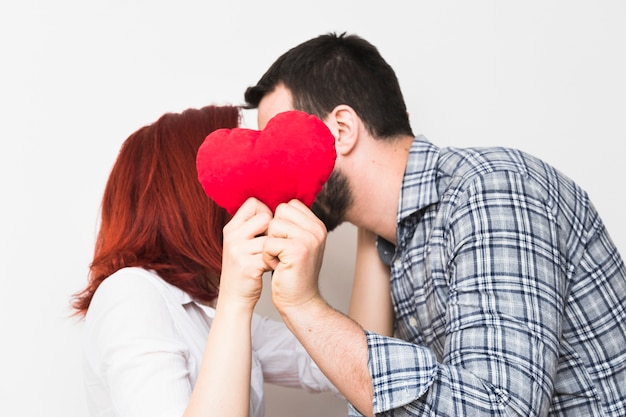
[261,200,374,415]
[263,199,327,313]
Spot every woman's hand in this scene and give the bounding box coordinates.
[219,197,273,311]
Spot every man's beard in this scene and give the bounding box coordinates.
[311,169,353,232]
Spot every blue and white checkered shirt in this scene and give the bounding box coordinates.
[350,136,626,416]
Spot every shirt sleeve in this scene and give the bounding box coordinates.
[83,270,192,417]
[357,170,564,416]
[365,331,439,414]
[251,314,341,395]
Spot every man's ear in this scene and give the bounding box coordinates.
[325,105,359,156]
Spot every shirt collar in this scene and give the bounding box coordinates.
[159,276,193,303]
[173,284,216,318]
[194,301,216,318]
[397,135,441,223]
[152,271,217,318]
[377,136,441,265]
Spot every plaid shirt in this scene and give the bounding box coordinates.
[350,137,626,416]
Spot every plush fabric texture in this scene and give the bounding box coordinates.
[196,110,336,214]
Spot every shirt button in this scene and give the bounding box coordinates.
[393,258,402,269]
[408,317,418,327]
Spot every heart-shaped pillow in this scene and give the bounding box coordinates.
[196,110,336,215]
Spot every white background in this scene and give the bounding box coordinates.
[1,1,625,416]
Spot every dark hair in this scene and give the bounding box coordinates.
[244,32,413,139]
[71,105,240,317]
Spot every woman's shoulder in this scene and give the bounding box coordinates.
[87,267,174,318]
[83,268,190,372]
[94,267,162,298]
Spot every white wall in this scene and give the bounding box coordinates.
[1,1,625,416]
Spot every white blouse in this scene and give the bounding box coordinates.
[82,267,339,417]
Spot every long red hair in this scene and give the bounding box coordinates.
[72,105,240,317]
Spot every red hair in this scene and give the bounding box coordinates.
[72,105,240,317]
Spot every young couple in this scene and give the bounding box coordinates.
[74,33,626,417]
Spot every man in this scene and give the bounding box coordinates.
[249,32,626,416]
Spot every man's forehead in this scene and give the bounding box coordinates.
[257,84,294,129]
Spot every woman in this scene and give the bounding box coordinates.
[71,105,337,417]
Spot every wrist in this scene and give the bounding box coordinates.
[276,294,327,327]
[215,294,257,317]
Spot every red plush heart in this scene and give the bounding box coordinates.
[196,110,336,215]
